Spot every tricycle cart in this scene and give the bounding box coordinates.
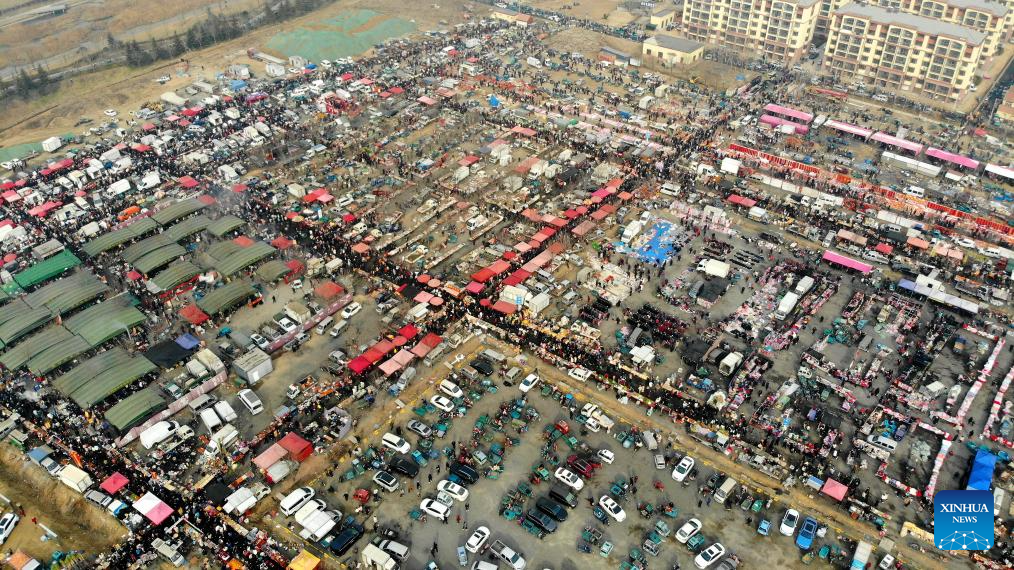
[600,541,613,557]
[457,546,468,566]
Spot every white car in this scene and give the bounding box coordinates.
[341,302,362,319]
[568,367,593,382]
[672,456,695,482]
[437,480,469,502]
[0,513,17,544]
[675,518,702,544]
[597,449,615,464]
[276,317,298,333]
[953,236,975,248]
[438,379,464,399]
[598,495,626,522]
[291,279,303,290]
[104,109,117,117]
[430,395,454,412]
[694,543,726,569]
[780,508,800,536]
[420,498,450,520]
[465,525,490,553]
[554,467,584,491]
[381,432,411,454]
[518,373,540,393]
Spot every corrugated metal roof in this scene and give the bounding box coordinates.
[197,280,256,315]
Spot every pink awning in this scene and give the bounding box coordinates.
[821,479,848,501]
[874,243,893,255]
[926,148,979,169]
[348,356,371,374]
[378,358,403,376]
[100,472,129,494]
[821,250,873,274]
[759,115,809,134]
[465,281,484,294]
[763,103,813,123]
[824,120,872,138]
[253,443,287,470]
[871,132,923,154]
[906,237,929,249]
[177,176,199,188]
[572,220,595,236]
[491,300,517,314]
[511,126,536,137]
[727,194,757,208]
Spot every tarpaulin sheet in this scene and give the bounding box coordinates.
[378,358,402,375]
[875,243,893,255]
[824,120,872,138]
[871,132,923,154]
[348,356,370,374]
[926,148,979,169]
[133,492,173,525]
[491,300,517,314]
[253,443,287,470]
[727,194,757,207]
[489,259,511,274]
[763,103,814,123]
[966,449,997,491]
[393,349,415,366]
[470,268,495,283]
[820,478,848,501]
[465,281,484,294]
[759,114,809,134]
[572,220,595,236]
[100,472,129,494]
[821,250,873,274]
[906,237,929,249]
[397,324,419,340]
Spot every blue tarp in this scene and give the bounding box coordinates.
[27,446,51,463]
[966,449,997,491]
[175,333,200,350]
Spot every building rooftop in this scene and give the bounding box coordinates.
[653,7,677,17]
[836,3,987,45]
[644,34,706,53]
[933,0,1008,18]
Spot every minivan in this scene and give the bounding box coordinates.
[505,367,523,382]
[378,539,410,560]
[280,487,315,516]
[329,319,348,337]
[237,389,264,415]
[199,408,222,432]
[315,316,334,335]
[329,525,363,555]
[450,462,479,485]
[549,484,579,508]
[481,349,506,365]
[188,394,217,413]
[866,434,898,453]
[714,477,737,504]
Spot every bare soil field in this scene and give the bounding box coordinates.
[528,0,638,26]
[0,446,125,561]
[0,0,465,147]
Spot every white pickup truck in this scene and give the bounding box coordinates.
[491,539,526,570]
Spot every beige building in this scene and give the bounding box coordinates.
[681,0,822,61]
[881,0,1009,57]
[824,3,987,100]
[642,34,707,66]
[650,8,678,29]
[817,0,852,32]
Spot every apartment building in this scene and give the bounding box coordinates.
[824,3,986,100]
[817,0,852,32]
[681,0,822,61]
[879,0,1009,56]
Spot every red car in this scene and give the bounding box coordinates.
[566,455,597,478]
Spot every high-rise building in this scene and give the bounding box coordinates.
[824,3,987,100]
[681,0,822,61]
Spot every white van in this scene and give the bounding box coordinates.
[188,394,216,413]
[466,216,487,231]
[329,319,348,337]
[378,540,410,561]
[139,421,180,450]
[481,349,507,365]
[213,400,237,423]
[866,434,898,453]
[902,186,925,198]
[199,408,222,432]
[280,487,315,516]
[439,379,464,399]
[714,477,737,504]
[207,424,239,454]
[472,562,499,570]
[237,389,264,415]
[315,316,334,335]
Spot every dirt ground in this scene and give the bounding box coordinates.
[546,27,639,57]
[0,446,125,561]
[0,0,466,148]
[530,0,639,26]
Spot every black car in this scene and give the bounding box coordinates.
[549,484,578,508]
[389,457,420,478]
[526,508,558,533]
[469,358,494,376]
[535,496,568,522]
[329,525,363,555]
[705,471,725,491]
[449,462,479,485]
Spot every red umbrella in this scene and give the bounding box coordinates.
[479,298,491,307]
[428,278,442,288]
[126,270,142,281]
[417,274,431,284]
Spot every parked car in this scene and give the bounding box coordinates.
[450,462,480,485]
[437,480,469,502]
[780,509,800,536]
[672,456,695,481]
[568,367,593,382]
[465,525,490,553]
[406,420,432,438]
[676,518,702,544]
[598,495,626,522]
[796,517,818,549]
[526,508,558,533]
[420,499,450,520]
[430,395,454,412]
[535,497,568,522]
[694,542,726,568]
[381,432,411,454]
[597,449,615,464]
[340,302,362,318]
[389,457,420,478]
[518,373,540,393]
[0,513,18,544]
[554,468,584,491]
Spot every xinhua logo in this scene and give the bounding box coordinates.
[934,490,994,550]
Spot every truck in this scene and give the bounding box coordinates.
[794,276,815,295]
[233,348,273,385]
[213,400,238,422]
[152,538,186,567]
[361,543,399,570]
[491,540,526,570]
[325,258,344,273]
[580,403,615,431]
[622,220,643,243]
[194,348,225,373]
[298,510,337,542]
[719,352,744,376]
[139,421,181,449]
[59,464,93,493]
[850,541,872,570]
[697,259,731,279]
[186,359,210,379]
[774,292,800,320]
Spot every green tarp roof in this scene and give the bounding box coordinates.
[215,242,276,277]
[24,271,107,315]
[105,388,166,431]
[26,336,91,376]
[164,214,211,241]
[133,244,186,275]
[64,298,146,347]
[0,300,53,348]
[151,198,207,225]
[206,240,243,260]
[207,215,246,237]
[13,250,81,289]
[81,218,158,257]
[256,259,292,282]
[150,261,202,291]
[197,280,256,315]
[54,348,156,409]
[0,325,73,370]
[122,234,175,264]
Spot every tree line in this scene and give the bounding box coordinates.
[1,0,336,102]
